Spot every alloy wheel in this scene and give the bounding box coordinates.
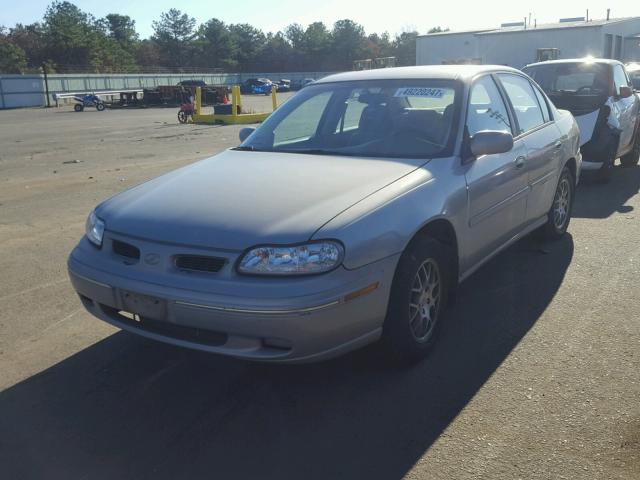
[409,258,441,342]
[553,177,571,230]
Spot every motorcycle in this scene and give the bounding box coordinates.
[73,94,105,112]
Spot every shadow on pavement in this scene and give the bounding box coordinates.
[0,235,574,480]
[574,165,640,219]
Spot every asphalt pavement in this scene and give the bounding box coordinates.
[0,105,638,479]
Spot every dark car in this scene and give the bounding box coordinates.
[523,59,640,182]
[276,79,291,92]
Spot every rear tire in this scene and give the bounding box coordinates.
[540,167,574,241]
[381,236,451,365]
[621,130,640,167]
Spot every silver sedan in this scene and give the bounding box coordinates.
[68,65,581,363]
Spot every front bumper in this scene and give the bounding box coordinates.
[68,236,398,363]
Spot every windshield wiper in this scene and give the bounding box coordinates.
[232,145,258,151]
[276,148,359,156]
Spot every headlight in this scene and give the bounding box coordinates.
[85,211,105,247]
[237,241,344,276]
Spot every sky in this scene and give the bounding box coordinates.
[0,0,638,38]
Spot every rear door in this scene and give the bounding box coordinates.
[497,73,562,222]
[613,64,638,154]
[464,74,529,268]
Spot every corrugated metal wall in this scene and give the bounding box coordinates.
[416,18,640,69]
[0,72,332,109]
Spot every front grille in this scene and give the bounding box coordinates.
[174,254,226,273]
[112,240,140,260]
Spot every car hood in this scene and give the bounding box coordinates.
[97,150,427,250]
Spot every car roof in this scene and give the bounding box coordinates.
[314,65,523,84]
[524,58,623,68]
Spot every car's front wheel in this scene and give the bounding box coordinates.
[540,166,574,240]
[382,236,451,364]
[621,129,640,167]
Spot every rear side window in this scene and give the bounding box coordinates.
[532,84,551,122]
[498,74,545,134]
[466,75,512,136]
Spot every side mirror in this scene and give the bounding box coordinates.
[470,131,514,157]
[619,85,633,98]
[239,127,255,143]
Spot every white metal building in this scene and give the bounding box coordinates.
[416,17,640,69]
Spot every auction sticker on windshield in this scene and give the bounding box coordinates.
[394,87,444,98]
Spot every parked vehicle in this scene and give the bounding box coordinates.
[276,79,291,92]
[626,63,640,91]
[73,94,105,112]
[523,59,640,182]
[292,77,315,90]
[240,78,273,94]
[69,66,581,364]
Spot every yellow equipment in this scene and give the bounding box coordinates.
[192,85,278,125]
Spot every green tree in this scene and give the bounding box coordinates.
[228,23,265,71]
[152,9,197,68]
[103,14,138,48]
[135,39,162,70]
[330,19,366,70]
[42,1,98,69]
[8,23,47,69]
[0,38,28,73]
[393,30,419,66]
[257,32,292,72]
[197,19,237,70]
[304,22,331,70]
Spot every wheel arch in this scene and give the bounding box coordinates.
[563,156,577,183]
[405,217,460,294]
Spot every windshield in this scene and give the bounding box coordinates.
[523,63,610,96]
[629,69,640,90]
[239,79,460,159]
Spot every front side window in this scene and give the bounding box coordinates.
[498,74,545,134]
[629,69,640,90]
[241,80,459,159]
[466,75,512,136]
[613,65,630,94]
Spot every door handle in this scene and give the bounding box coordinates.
[515,156,526,168]
[554,140,563,149]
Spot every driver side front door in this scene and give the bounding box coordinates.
[463,74,529,271]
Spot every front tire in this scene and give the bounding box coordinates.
[540,167,574,240]
[96,102,105,111]
[382,236,451,364]
[74,104,83,112]
[621,129,640,167]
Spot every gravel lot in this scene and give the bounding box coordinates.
[0,101,639,480]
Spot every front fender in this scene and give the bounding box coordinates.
[312,159,468,270]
